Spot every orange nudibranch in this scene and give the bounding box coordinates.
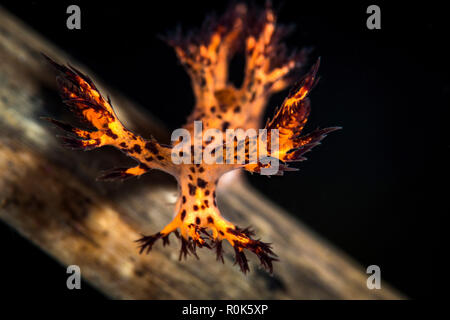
[44,3,339,274]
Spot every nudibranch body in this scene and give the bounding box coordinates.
[45,3,339,273]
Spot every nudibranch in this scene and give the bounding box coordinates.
[44,3,340,274]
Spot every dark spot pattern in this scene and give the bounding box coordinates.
[197,178,208,189]
[105,128,119,139]
[222,121,230,131]
[133,144,142,153]
[145,141,159,154]
[188,183,197,196]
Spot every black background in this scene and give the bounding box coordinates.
[0,0,446,299]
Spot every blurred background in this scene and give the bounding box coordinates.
[0,0,446,299]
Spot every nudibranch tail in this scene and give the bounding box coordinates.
[135,173,278,273]
[136,215,278,274]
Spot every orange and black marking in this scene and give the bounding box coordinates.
[44,3,339,274]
